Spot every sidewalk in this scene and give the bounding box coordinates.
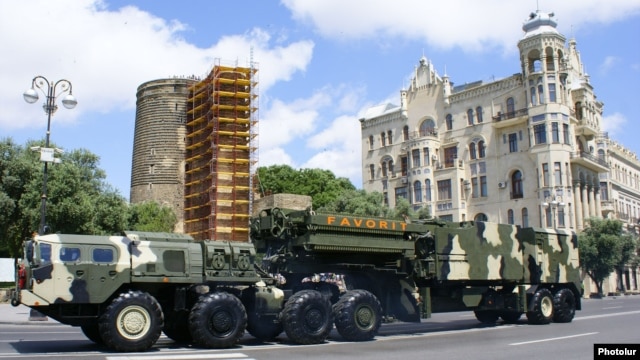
[0,303,60,325]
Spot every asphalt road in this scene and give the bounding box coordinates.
[0,296,638,360]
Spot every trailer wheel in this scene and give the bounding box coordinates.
[526,288,554,324]
[81,324,104,344]
[281,289,332,344]
[333,290,382,341]
[189,292,247,348]
[163,309,192,343]
[98,290,163,352]
[500,312,522,324]
[247,313,283,341]
[552,288,576,323]
[474,310,499,324]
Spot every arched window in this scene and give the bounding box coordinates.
[381,162,387,177]
[474,213,488,222]
[506,97,515,117]
[389,160,394,175]
[403,125,409,141]
[420,119,436,136]
[478,140,486,158]
[387,130,393,145]
[368,135,374,150]
[538,84,544,104]
[530,87,537,106]
[446,114,453,130]
[512,170,523,199]
[507,209,514,224]
[467,109,474,125]
[522,208,529,227]
[369,164,375,180]
[380,132,386,146]
[413,181,422,204]
[425,179,432,201]
[476,106,483,123]
[469,142,477,160]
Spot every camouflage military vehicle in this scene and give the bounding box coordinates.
[12,208,581,351]
[249,207,582,342]
[11,231,285,352]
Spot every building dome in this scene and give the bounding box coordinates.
[522,10,559,39]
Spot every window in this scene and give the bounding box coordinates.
[446,114,453,130]
[425,179,432,201]
[149,164,155,174]
[530,87,537,106]
[414,181,422,203]
[507,209,514,225]
[164,250,186,273]
[475,213,488,222]
[512,170,523,198]
[480,176,487,197]
[380,132,386,146]
[469,143,477,160]
[412,149,421,168]
[401,156,408,176]
[437,179,452,200]
[395,187,408,203]
[552,122,559,143]
[549,83,556,102]
[467,109,474,125]
[476,106,483,123]
[509,133,518,152]
[381,162,388,177]
[420,119,436,136]
[563,124,570,144]
[575,102,583,120]
[369,135,374,150]
[478,141,486,158]
[534,124,547,144]
[369,164,375,180]
[542,163,549,186]
[558,207,565,227]
[93,248,115,263]
[389,160,394,176]
[522,208,529,227]
[444,146,457,168]
[471,177,479,198]
[554,162,562,186]
[423,148,430,166]
[403,126,409,141]
[60,247,81,262]
[387,130,393,145]
[600,182,609,201]
[538,83,544,104]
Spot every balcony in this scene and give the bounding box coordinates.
[570,151,609,172]
[574,118,599,138]
[492,108,529,129]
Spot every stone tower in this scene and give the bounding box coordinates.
[130,77,197,233]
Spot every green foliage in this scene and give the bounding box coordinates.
[578,217,637,296]
[0,138,129,257]
[126,201,177,232]
[256,165,355,208]
[318,189,392,217]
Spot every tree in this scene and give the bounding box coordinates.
[256,165,355,208]
[318,189,392,217]
[0,138,128,257]
[126,201,177,232]
[615,231,639,292]
[578,218,635,297]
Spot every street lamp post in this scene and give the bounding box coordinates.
[23,76,77,234]
[542,196,565,228]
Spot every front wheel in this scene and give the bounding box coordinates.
[98,290,163,352]
[333,290,382,341]
[553,288,576,323]
[526,288,554,325]
[189,292,247,348]
[281,289,332,345]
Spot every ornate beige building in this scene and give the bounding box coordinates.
[360,10,639,295]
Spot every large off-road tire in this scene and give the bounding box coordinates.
[81,324,104,344]
[163,309,192,343]
[247,313,283,341]
[552,288,576,323]
[98,290,163,352]
[526,288,554,325]
[474,310,499,324]
[333,290,382,341]
[281,289,332,345]
[189,292,247,348]
[500,311,522,324]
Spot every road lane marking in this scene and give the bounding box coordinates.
[575,310,640,320]
[106,353,249,360]
[509,332,598,346]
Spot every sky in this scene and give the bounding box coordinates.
[1,0,639,201]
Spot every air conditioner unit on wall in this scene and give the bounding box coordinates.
[498,181,507,188]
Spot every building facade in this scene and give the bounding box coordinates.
[360,10,639,295]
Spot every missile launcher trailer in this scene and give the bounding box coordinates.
[12,207,581,352]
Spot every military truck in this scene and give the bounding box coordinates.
[12,208,581,351]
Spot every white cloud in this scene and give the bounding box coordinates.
[602,112,627,138]
[599,56,620,75]
[0,0,314,130]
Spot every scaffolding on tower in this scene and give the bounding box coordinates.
[184,59,259,241]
